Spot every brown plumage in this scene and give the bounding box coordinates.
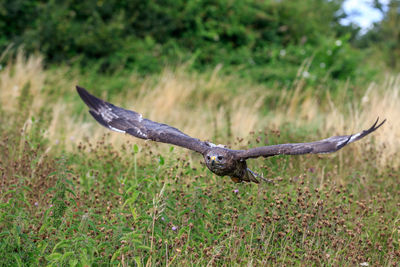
[76,86,386,184]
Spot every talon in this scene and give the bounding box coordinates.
[247,168,273,184]
[259,176,274,183]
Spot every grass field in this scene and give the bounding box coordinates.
[1,52,399,266]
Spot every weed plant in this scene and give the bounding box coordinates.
[0,53,399,266]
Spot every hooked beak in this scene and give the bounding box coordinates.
[211,156,216,165]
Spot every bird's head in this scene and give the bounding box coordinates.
[204,148,232,175]
[206,153,225,167]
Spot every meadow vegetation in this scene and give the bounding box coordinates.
[1,2,400,266]
[0,52,399,266]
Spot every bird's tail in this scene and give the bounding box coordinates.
[246,168,273,184]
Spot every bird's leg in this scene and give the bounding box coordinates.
[247,168,273,183]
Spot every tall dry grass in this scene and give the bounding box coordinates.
[0,50,45,113]
[1,51,399,168]
[270,74,400,169]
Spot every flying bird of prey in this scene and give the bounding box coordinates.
[76,86,385,184]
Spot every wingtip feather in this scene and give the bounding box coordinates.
[349,117,386,144]
[76,85,88,99]
[375,117,386,130]
[366,117,386,133]
[76,85,105,111]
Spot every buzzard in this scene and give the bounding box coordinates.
[76,86,385,184]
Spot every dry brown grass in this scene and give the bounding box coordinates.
[270,75,400,169]
[1,51,398,168]
[0,50,45,113]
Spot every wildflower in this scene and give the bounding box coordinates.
[34,202,39,207]
[335,40,342,46]
[172,226,177,231]
[360,263,369,266]
[161,217,165,221]
[233,189,239,194]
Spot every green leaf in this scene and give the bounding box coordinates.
[69,258,78,267]
[12,254,23,267]
[158,155,165,166]
[123,192,140,208]
[137,245,151,250]
[46,252,62,262]
[133,144,139,153]
[38,240,49,256]
[61,251,75,262]
[52,240,71,252]
[131,207,138,221]
[134,256,142,267]
[110,248,121,263]
[66,188,76,197]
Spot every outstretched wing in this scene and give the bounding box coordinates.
[235,118,386,160]
[76,86,209,154]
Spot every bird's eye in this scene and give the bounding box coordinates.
[217,156,223,161]
[207,156,210,160]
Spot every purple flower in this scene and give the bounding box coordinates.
[34,202,39,207]
[172,226,177,231]
[233,189,239,194]
[161,217,165,221]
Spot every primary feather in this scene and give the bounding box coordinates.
[76,86,209,153]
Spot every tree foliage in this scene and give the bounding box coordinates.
[0,0,372,84]
[359,0,400,70]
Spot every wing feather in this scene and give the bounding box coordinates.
[235,118,386,160]
[77,86,209,154]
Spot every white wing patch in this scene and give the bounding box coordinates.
[135,128,147,138]
[99,107,119,123]
[206,142,217,147]
[206,142,226,148]
[336,138,349,148]
[108,126,126,133]
[348,132,362,143]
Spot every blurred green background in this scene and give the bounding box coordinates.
[1,0,399,87]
